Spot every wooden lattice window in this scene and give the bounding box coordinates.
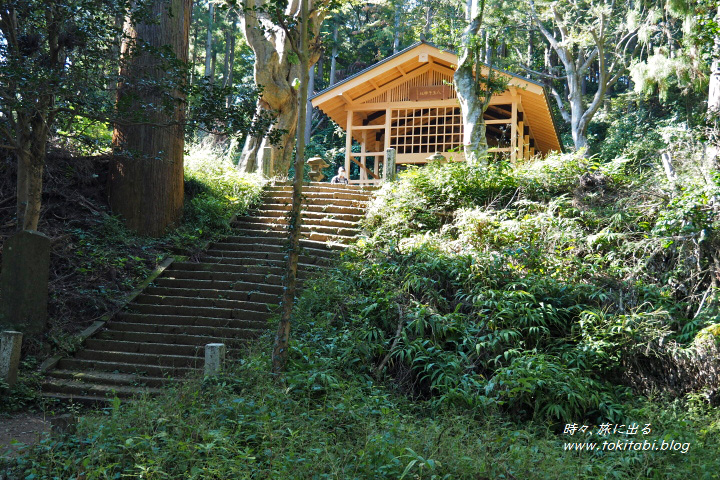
[390,107,463,154]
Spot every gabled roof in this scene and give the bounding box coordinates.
[311,42,563,154]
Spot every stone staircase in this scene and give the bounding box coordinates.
[40,182,376,404]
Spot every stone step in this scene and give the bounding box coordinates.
[126,303,272,321]
[263,190,373,202]
[84,338,204,357]
[134,294,277,313]
[46,369,178,388]
[42,378,165,399]
[262,196,369,209]
[234,220,360,239]
[198,252,331,268]
[97,329,248,347]
[145,286,278,304]
[161,268,285,284]
[169,261,323,278]
[266,183,378,194]
[214,228,354,246]
[56,358,198,377]
[251,208,365,223]
[41,180,374,403]
[40,392,112,405]
[150,278,284,295]
[75,349,202,369]
[115,312,268,330]
[208,239,342,255]
[241,214,362,230]
[257,202,367,216]
[106,320,267,337]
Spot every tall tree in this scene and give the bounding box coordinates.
[528,0,642,152]
[0,0,128,231]
[205,0,215,79]
[708,5,720,116]
[272,0,310,374]
[454,0,504,164]
[236,0,328,175]
[108,0,192,236]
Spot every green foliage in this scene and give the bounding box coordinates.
[0,358,43,414]
[168,140,265,249]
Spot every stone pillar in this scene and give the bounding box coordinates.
[385,148,397,182]
[0,231,51,335]
[204,343,226,376]
[0,331,22,387]
[261,146,274,178]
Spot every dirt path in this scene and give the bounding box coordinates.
[0,413,51,459]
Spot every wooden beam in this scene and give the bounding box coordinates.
[341,92,354,105]
[349,155,379,179]
[353,64,432,104]
[350,98,459,111]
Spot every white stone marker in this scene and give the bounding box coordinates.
[0,331,23,387]
[204,343,226,376]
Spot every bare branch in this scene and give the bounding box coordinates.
[549,84,571,123]
[528,0,560,51]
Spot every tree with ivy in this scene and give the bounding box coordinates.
[235,0,332,176]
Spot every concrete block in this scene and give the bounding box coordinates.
[0,230,51,335]
[204,343,226,376]
[0,331,22,387]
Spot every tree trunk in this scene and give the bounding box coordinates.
[205,2,214,78]
[393,2,401,53]
[529,0,637,153]
[304,64,315,145]
[455,0,491,165]
[421,3,434,42]
[7,7,60,232]
[273,0,309,375]
[238,0,326,175]
[329,20,338,85]
[224,18,237,108]
[109,0,191,237]
[708,5,720,116]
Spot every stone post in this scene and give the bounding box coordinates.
[0,331,22,388]
[385,148,397,182]
[261,146,274,178]
[0,230,51,335]
[204,343,226,376]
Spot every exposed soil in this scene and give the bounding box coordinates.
[0,414,51,459]
[0,148,166,357]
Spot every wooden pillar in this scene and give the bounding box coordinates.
[517,120,524,162]
[345,110,353,181]
[524,133,531,160]
[510,99,518,162]
[360,130,367,182]
[384,108,392,180]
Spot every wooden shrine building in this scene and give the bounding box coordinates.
[311,42,563,184]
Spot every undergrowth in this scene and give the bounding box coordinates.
[3,343,719,479]
[4,132,720,478]
[0,139,264,412]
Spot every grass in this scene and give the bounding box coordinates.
[4,137,720,478]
